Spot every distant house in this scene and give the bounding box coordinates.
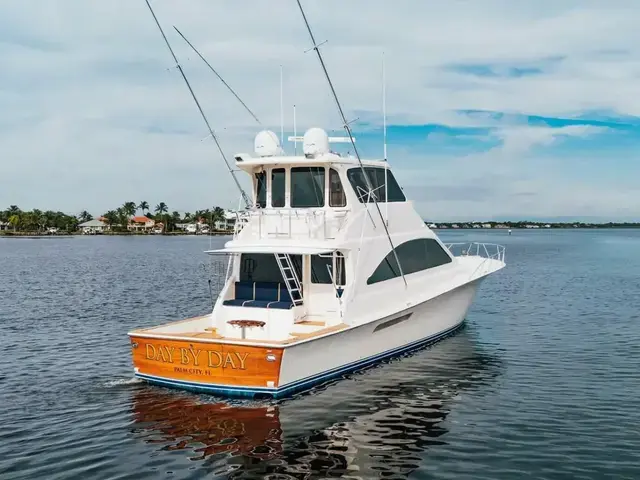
[214,210,237,231]
[482,223,492,229]
[0,221,9,231]
[79,219,107,234]
[128,216,155,232]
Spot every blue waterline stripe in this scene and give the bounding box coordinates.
[136,322,463,398]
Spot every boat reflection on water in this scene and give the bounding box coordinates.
[130,326,502,478]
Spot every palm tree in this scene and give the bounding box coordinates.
[7,205,20,216]
[31,209,43,232]
[212,206,225,227]
[8,214,19,231]
[116,207,127,231]
[155,202,168,230]
[103,210,118,230]
[78,210,92,223]
[123,202,137,217]
[138,201,149,215]
[171,211,181,231]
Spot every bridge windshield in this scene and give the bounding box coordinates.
[347,167,405,203]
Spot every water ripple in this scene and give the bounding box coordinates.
[1,231,640,479]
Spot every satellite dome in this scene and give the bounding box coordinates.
[303,127,330,157]
[254,130,282,157]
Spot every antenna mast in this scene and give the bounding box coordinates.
[382,51,387,161]
[294,0,406,286]
[280,65,285,153]
[173,26,262,126]
[293,104,297,155]
[143,0,251,208]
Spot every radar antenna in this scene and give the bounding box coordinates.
[294,0,407,286]
[172,26,262,126]
[143,0,251,208]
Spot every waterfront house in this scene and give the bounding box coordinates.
[79,219,107,234]
[0,221,9,231]
[128,216,155,232]
[214,210,237,231]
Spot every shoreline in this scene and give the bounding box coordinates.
[0,231,234,237]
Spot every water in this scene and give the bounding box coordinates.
[1,230,639,479]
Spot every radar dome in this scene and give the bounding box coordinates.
[303,127,330,157]
[254,130,282,157]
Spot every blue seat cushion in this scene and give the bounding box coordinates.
[253,282,280,301]
[243,300,271,308]
[235,281,254,300]
[223,299,249,307]
[267,301,294,310]
[279,285,297,302]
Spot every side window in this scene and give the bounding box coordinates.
[346,167,406,203]
[255,172,266,208]
[311,252,346,285]
[329,168,346,207]
[271,168,285,207]
[291,167,325,208]
[367,239,451,285]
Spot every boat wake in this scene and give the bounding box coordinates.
[103,377,143,388]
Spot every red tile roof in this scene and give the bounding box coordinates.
[131,216,153,223]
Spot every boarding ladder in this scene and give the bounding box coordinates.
[274,253,304,307]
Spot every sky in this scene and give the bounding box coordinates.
[1,0,639,221]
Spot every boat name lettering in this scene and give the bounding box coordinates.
[145,344,249,370]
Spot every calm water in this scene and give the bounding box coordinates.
[1,230,639,479]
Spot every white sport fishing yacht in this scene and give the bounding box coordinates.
[129,0,505,398]
[128,127,505,398]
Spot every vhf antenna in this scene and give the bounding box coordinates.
[172,26,262,126]
[143,0,251,208]
[294,0,406,286]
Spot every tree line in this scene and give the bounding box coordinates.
[1,202,229,233]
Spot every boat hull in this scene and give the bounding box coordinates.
[132,279,482,398]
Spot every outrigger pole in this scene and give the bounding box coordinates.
[143,0,252,208]
[172,26,262,126]
[294,0,407,286]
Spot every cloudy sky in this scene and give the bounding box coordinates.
[1,0,639,221]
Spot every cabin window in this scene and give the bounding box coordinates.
[346,167,405,203]
[291,167,325,208]
[311,252,346,285]
[255,172,267,208]
[329,168,346,207]
[367,239,451,285]
[240,253,302,283]
[271,168,286,207]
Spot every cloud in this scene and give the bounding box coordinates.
[0,0,639,219]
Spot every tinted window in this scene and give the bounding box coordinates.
[255,172,266,208]
[347,167,405,203]
[367,239,451,285]
[240,253,302,283]
[329,168,346,207]
[311,252,346,285]
[291,167,325,207]
[271,168,285,207]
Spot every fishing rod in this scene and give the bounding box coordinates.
[172,25,262,126]
[294,0,407,286]
[143,0,252,208]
